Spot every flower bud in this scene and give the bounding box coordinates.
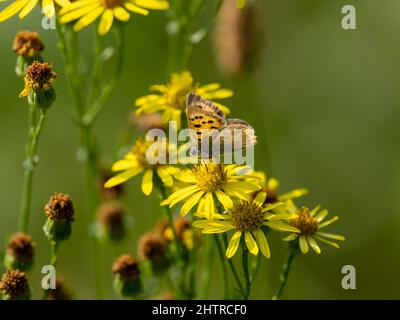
[4,233,35,271]
[47,275,73,300]
[138,233,169,274]
[43,193,74,243]
[112,254,142,298]
[96,201,126,242]
[13,30,45,77]
[20,61,57,112]
[0,270,31,300]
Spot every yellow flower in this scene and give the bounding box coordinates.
[252,171,308,205]
[60,0,169,35]
[0,0,70,21]
[193,191,300,258]
[283,201,346,254]
[104,137,179,196]
[161,164,261,219]
[135,71,233,129]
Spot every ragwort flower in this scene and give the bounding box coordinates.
[283,200,346,254]
[0,0,70,21]
[193,191,299,258]
[161,164,261,219]
[104,137,179,196]
[135,71,233,129]
[60,0,169,35]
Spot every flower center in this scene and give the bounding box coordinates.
[230,201,264,232]
[291,208,318,235]
[165,72,196,110]
[24,61,57,91]
[193,164,227,192]
[101,0,122,8]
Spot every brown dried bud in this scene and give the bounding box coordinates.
[45,193,74,223]
[13,30,45,57]
[213,0,259,77]
[130,113,166,132]
[138,233,167,261]
[98,172,124,200]
[47,275,73,300]
[112,254,140,282]
[97,201,125,241]
[0,270,31,300]
[5,233,35,270]
[22,61,57,93]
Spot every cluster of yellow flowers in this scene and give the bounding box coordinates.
[0,0,169,35]
[105,70,345,260]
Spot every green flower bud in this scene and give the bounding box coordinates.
[20,61,57,112]
[43,193,75,243]
[0,270,31,300]
[4,233,35,272]
[112,255,142,298]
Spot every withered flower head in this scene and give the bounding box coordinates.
[5,233,35,270]
[47,275,73,300]
[45,192,74,223]
[138,233,167,261]
[213,0,259,77]
[98,171,124,200]
[112,254,140,282]
[130,113,166,132]
[13,31,44,58]
[21,61,57,95]
[97,201,125,241]
[0,270,31,300]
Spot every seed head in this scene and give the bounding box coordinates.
[45,193,74,223]
[13,31,44,57]
[0,270,31,300]
[112,254,140,282]
[138,233,167,261]
[5,233,35,268]
[97,201,125,241]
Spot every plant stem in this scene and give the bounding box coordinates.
[50,241,59,266]
[242,246,251,300]
[222,233,244,295]
[18,109,46,232]
[214,234,229,299]
[272,251,296,300]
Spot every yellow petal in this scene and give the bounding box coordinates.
[42,0,55,17]
[60,3,100,23]
[132,0,169,10]
[141,169,153,195]
[318,216,339,229]
[315,235,340,249]
[111,159,139,172]
[98,9,113,35]
[226,231,241,258]
[180,191,204,216]
[282,233,298,241]
[156,166,173,186]
[278,188,308,201]
[215,189,233,210]
[315,209,329,222]
[167,185,201,207]
[237,0,246,9]
[73,6,104,32]
[124,2,149,15]
[203,192,215,219]
[113,6,129,21]
[18,0,38,19]
[264,220,300,233]
[253,191,266,207]
[0,0,30,22]
[245,232,259,256]
[54,0,71,7]
[59,0,97,14]
[316,231,345,241]
[299,235,309,254]
[307,236,321,254]
[267,177,279,191]
[253,229,270,258]
[202,89,233,99]
[104,167,143,188]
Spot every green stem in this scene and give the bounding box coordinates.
[272,251,296,300]
[18,110,46,232]
[50,241,59,266]
[222,232,244,295]
[82,24,125,126]
[242,246,251,300]
[214,234,229,299]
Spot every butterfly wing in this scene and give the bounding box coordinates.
[186,93,227,157]
[220,118,257,153]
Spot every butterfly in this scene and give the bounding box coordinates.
[185,92,257,160]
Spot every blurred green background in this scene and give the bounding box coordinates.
[0,0,399,299]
